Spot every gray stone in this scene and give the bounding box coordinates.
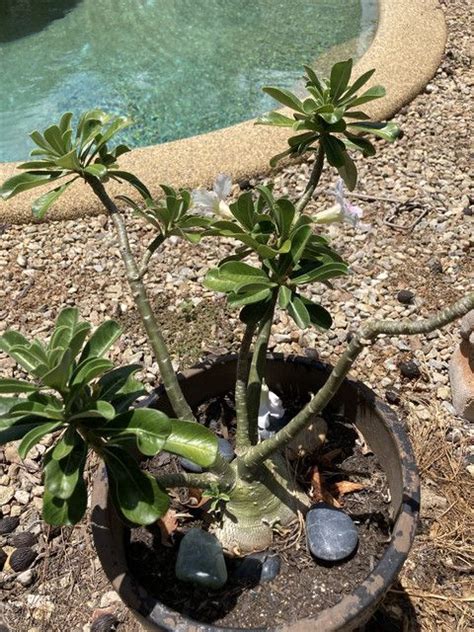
[397,289,415,305]
[399,360,421,380]
[0,516,19,535]
[306,503,358,562]
[260,554,281,583]
[175,529,227,590]
[233,550,281,584]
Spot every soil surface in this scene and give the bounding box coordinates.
[128,396,391,628]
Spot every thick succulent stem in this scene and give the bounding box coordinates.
[295,144,325,214]
[86,177,195,422]
[212,454,309,553]
[156,470,224,491]
[244,292,474,469]
[234,322,257,454]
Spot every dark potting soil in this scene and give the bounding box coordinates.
[127,393,392,628]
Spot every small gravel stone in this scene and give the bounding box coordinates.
[175,528,227,589]
[399,361,421,380]
[385,389,401,405]
[0,516,20,535]
[0,486,15,506]
[14,490,30,505]
[306,502,358,562]
[10,547,37,572]
[397,289,415,305]
[0,548,7,571]
[16,569,35,587]
[90,614,120,632]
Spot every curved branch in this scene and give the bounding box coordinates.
[244,292,474,469]
[295,145,325,213]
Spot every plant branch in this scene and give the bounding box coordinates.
[86,177,195,422]
[295,144,325,213]
[244,292,474,469]
[246,295,278,444]
[234,322,257,454]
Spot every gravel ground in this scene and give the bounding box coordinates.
[0,0,473,630]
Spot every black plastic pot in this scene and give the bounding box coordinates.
[91,355,420,631]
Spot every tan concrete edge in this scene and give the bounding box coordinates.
[0,0,447,225]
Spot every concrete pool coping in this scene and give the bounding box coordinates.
[0,0,446,225]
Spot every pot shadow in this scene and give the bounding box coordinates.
[361,581,421,631]
[0,0,82,43]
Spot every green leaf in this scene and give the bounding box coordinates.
[41,349,73,391]
[278,285,292,309]
[7,346,40,373]
[342,134,376,157]
[0,379,38,394]
[44,436,87,499]
[0,330,29,353]
[108,170,151,199]
[56,307,79,330]
[303,65,325,97]
[0,415,50,443]
[330,59,353,99]
[269,148,293,168]
[52,426,80,460]
[341,68,376,100]
[18,421,63,459]
[230,192,255,230]
[8,398,64,420]
[42,481,87,526]
[239,298,271,325]
[68,322,92,358]
[347,121,400,142]
[83,163,108,178]
[290,262,348,286]
[163,420,218,467]
[256,111,295,127]
[228,285,272,307]
[287,295,310,329]
[69,400,116,422]
[100,408,172,456]
[273,198,295,240]
[55,149,81,171]
[72,357,114,386]
[0,172,63,201]
[43,125,67,155]
[300,298,333,330]
[262,87,305,113]
[79,320,122,361]
[204,262,270,293]
[97,365,142,401]
[323,135,347,168]
[337,152,358,191]
[104,446,169,524]
[346,85,385,108]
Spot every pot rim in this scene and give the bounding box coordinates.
[91,354,420,632]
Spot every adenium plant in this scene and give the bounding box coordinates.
[1,59,473,552]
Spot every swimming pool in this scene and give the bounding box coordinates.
[0,0,377,163]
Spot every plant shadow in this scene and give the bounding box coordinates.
[361,582,421,631]
[0,0,82,43]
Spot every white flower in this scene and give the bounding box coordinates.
[313,179,364,227]
[258,381,285,433]
[191,174,232,219]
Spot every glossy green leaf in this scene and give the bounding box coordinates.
[330,59,353,99]
[18,421,63,459]
[0,379,38,394]
[0,396,21,417]
[72,357,114,386]
[100,408,171,456]
[69,400,116,422]
[108,170,151,199]
[55,149,81,171]
[56,307,79,330]
[41,349,73,392]
[278,285,292,309]
[44,437,87,499]
[337,152,358,191]
[52,426,80,460]
[346,85,385,108]
[84,163,108,178]
[290,262,348,286]
[0,330,29,353]
[204,262,271,293]
[322,135,347,168]
[7,346,40,373]
[300,297,333,330]
[163,420,218,467]
[287,295,310,329]
[239,298,271,325]
[42,481,87,526]
[262,87,305,113]
[97,364,142,401]
[0,172,63,201]
[347,121,400,142]
[228,285,272,307]
[341,68,376,101]
[256,111,295,127]
[104,446,169,524]
[79,320,122,361]
[0,415,49,443]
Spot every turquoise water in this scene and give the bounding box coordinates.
[0,0,378,162]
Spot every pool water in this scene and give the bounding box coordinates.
[0,0,378,162]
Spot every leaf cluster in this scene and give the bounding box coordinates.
[0,309,218,526]
[258,59,400,189]
[204,187,347,329]
[0,110,149,218]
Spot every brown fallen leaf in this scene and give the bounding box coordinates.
[330,480,365,500]
[184,487,208,508]
[157,509,179,546]
[310,465,341,508]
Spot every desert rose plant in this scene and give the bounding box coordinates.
[1,59,473,553]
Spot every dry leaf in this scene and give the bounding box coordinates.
[310,465,341,507]
[157,509,179,546]
[331,480,365,499]
[184,487,207,508]
[353,425,373,455]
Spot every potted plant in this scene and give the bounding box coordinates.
[1,60,473,630]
